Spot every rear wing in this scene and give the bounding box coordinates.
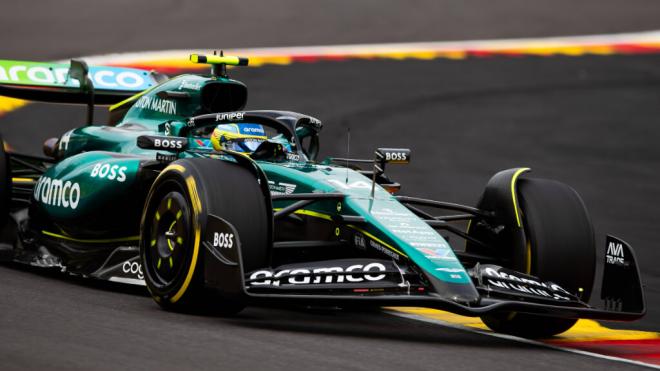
[0,59,164,105]
[0,59,165,123]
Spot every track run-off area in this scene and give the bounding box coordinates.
[2,30,660,370]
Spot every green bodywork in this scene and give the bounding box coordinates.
[33,72,475,299]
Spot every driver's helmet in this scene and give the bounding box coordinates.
[210,123,267,153]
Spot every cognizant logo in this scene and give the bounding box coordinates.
[34,176,81,209]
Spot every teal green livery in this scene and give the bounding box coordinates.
[0,55,644,338]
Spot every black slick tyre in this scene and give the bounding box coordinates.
[0,135,12,256]
[139,158,269,315]
[0,135,10,224]
[481,177,596,338]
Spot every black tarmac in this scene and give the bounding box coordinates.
[1,1,659,369]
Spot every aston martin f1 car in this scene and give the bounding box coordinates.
[0,55,645,338]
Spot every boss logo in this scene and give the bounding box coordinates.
[384,151,407,161]
[213,232,234,248]
[137,136,188,152]
[90,162,128,182]
[154,138,184,149]
[376,148,411,164]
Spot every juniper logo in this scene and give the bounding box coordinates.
[215,112,245,121]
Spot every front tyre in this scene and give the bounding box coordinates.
[481,177,596,338]
[140,159,270,315]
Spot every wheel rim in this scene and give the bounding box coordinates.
[146,190,191,287]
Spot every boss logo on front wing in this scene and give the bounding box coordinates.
[90,162,128,182]
[33,176,81,209]
[249,262,387,286]
[213,232,234,248]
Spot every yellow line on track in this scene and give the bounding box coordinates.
[387,307,660,341]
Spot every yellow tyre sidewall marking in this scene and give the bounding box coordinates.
[170,173,202,303]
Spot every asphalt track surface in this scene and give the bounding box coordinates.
[3,0,660,60]
[2,1,660,370]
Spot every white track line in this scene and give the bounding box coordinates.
[388,310,660,370]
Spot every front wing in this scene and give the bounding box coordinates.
[205,215,645,321]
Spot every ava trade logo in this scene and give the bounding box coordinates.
[0,60,154,91]
[606,241,625,266]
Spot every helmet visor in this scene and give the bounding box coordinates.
[222,138,265,152]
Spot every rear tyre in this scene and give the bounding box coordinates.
[0,135,14,256]
[0,135,10,224]
[140,158,270,315]
[480,177,595,338]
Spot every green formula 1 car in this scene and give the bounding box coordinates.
[0,54,645,338]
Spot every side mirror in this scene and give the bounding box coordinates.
[43,137,59,158]
[371,148,411,197]
[375,148,411,164]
